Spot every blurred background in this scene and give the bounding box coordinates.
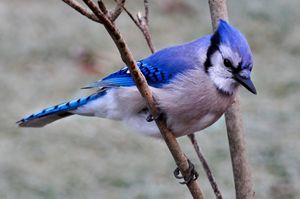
[1,0,300,198]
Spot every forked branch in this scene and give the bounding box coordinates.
[62,0,99,22]
[122,0,155,53]
[109,0,125,21]
[98,0,125,22]
[62,0,125,23]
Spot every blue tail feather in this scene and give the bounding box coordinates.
[17,91,106,127]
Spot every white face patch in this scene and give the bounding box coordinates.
[208,44,241,94]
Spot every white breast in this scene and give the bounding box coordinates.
[153,68,234,137]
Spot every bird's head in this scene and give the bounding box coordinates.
[204,20,256,95]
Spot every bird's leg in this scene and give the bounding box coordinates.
[173,159,199,184]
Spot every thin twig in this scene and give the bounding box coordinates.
[208,0,254,198]
[62,0,100,23]
[122,1,155,53]
[97,0,109,15]
[122,6,140,30]
[189,134,222,199]
[144,0,149,25]
[109,0,126,21]
[68,0,205,198]
[97,0,125,21]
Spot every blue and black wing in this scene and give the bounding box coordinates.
[83,61,174,88]
[83,40,200,89]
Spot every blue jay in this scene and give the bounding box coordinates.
[17,20,256,138]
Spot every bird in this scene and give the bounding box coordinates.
[17,20,256,138]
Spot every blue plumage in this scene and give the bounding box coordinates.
[217,20,253,70]
[99,62,171,88]
[17,20,256,132]
[85,35,211,89]
[17,91,106,127]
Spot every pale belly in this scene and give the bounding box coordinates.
[170,112,222,137]
[126,111,223,138]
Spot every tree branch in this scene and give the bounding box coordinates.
[62,0,125,23]
[189,134,222,199]
[224,95,254,199]
[97,1,109,15]
[109,0,125,21]
[144,0,150,25]
[63,0,205,198]
[207,0,254,198]
[98,0,125,22]
[62,0,100,22]
[122,0,155,53]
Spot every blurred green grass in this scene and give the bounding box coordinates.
[0,0,300,198]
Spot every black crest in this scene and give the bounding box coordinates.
[204,31,221,73]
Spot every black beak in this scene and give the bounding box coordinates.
[234,74,257,94]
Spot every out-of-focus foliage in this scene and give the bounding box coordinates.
[0,0,299,198]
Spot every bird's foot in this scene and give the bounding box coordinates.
[146,109,164,122]
[146,113,157,122]
[173,159,199,184]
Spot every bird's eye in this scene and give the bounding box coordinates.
[223,59,233,68]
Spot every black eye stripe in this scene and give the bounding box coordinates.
[217,48,235,69]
